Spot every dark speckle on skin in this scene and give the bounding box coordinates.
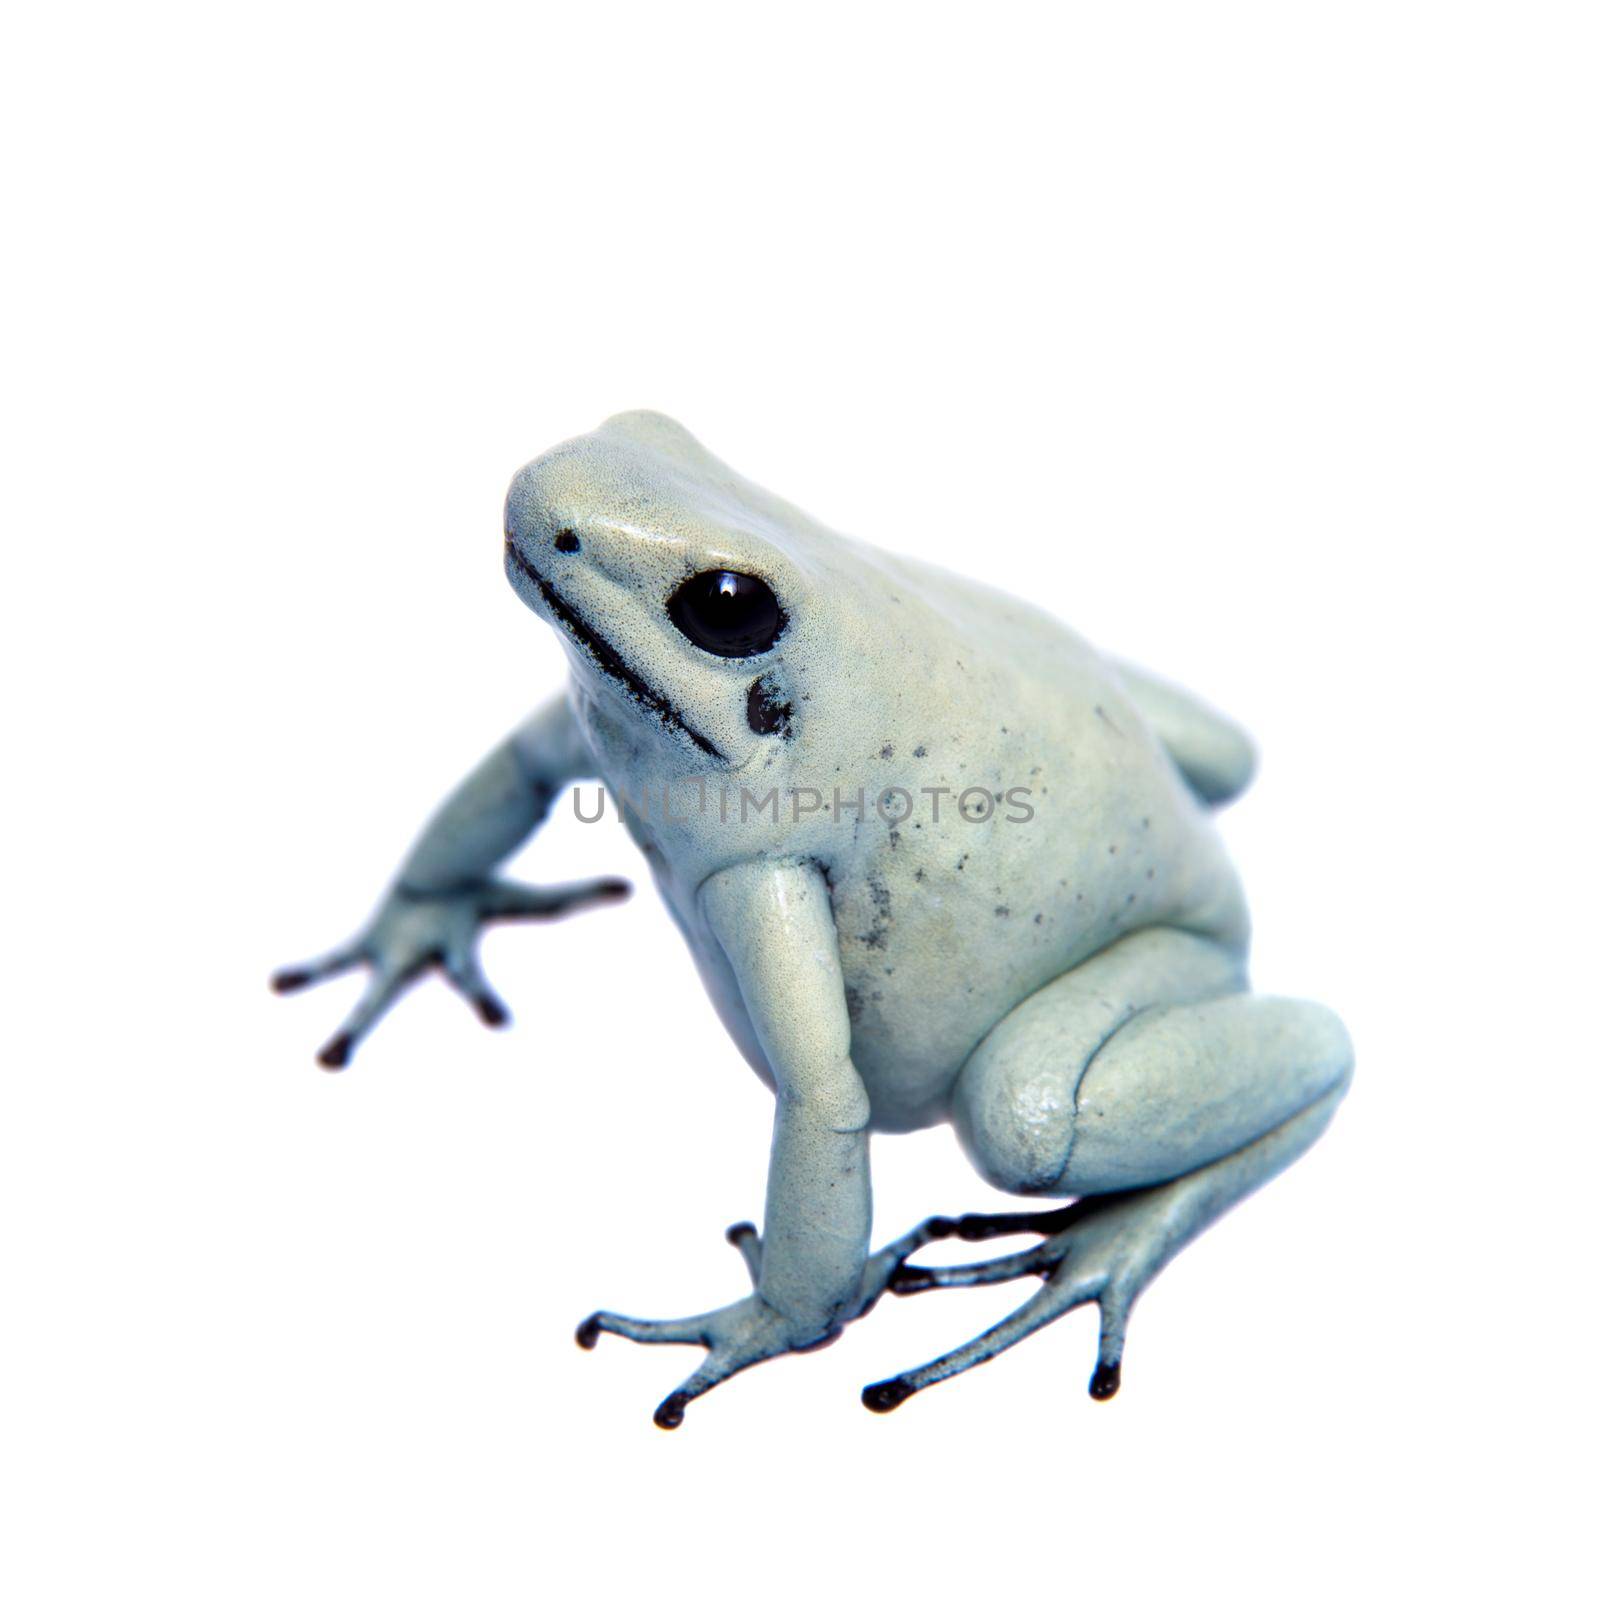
[857,876,894,951]
[956,854,968,872]
[913,868,926,883]
[994,905,1010,917]
[879,743,894,760]
[1034,912,1045,925]
[747,675,794,738]
[913,745,927,758]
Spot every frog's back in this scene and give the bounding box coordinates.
[812,546,1249,1129]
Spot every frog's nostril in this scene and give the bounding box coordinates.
[554,529,580,554]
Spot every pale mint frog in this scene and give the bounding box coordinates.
[276,412,1352,1427]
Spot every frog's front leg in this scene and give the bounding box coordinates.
[273,695,628,1067]
[578,857,913,1429]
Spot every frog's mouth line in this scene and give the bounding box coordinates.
[505,540,726,763]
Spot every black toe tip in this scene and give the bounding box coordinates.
[1089,1360,1121,1401]
[599,878,633,901]
[271,969,308,994]
[889,1265,933,1295]
[725,1222,757,1246]
[862,1377,916,1414]
[316,1035,352,1070]
[575,1315,602,1351]
[475,996,510,1028]
[653,1392,688,1430]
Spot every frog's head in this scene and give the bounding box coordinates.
[504,411,859,770]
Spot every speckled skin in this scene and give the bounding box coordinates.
[277,412,1352,1425]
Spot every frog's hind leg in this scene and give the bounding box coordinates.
[864,982,1352,1412]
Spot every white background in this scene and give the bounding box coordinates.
[4,3,1595,1595]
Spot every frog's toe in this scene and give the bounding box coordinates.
[653,1390,691,1430]
[883,1199,1105,1295]
[864,1198,1150,1409]
[270,940,363,995]
[852,1213,964,1311]
[572,1319,743,1429]
[438,947,512,1029]
[861,1375,917,1413]
[889,1239,1058,1295]
[576,1295,803,1429]
[942,1205,1079,1243]
[313,959,431,1071]
[1089,1358,1122,1400]
[724,1221,762,1285]
[648,1347,753,1430]
[862,1266,1108,1415]
[575,1309,713,1349]
[482,875,632,921]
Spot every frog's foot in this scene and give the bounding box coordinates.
[576,1215,960,1429]
[864,1083,1348,1414]
[272,874,630,1068]
[865,1193,1147,1411]
[576,1293,838,1431]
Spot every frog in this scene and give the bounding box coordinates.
[274,410,1353,1428]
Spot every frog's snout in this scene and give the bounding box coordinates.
[504,513,582,570]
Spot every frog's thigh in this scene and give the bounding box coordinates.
[952,928,1244,1195]
[956,932,1352,1197]
[1061,992,1352,1193]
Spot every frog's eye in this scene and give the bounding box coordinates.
[667,570,786,658]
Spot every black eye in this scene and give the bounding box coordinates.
[667,570,786,658]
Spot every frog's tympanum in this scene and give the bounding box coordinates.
[276,412,1352,1427]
